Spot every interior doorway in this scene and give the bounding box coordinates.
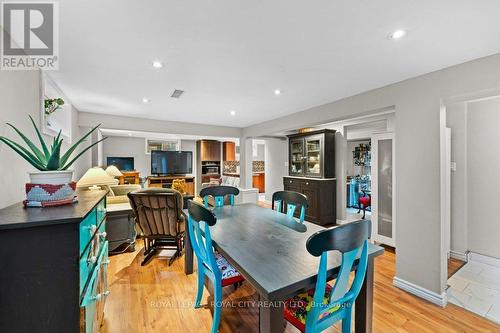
[442,92,500,323]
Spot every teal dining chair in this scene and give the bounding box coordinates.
[200,185,239,207]
[271,190,308,223]
[284,220,370,332]
[187,200,245,333]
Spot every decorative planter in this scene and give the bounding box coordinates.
[25,170,76,206]
[29,170,74,185]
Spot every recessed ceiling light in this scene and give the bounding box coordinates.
[274,89,281,95]
[142,98,151,103]
[152,61,163,68]
[230,110,236,116]
[388,29,407,40]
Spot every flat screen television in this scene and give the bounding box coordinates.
[106,157,134,171]
[151,151,193,175]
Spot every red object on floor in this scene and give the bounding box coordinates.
[359,196,371,207]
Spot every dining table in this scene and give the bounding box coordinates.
[183,203,384,333]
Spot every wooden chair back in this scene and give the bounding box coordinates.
[271,190,308,223]
[200,185,239,207]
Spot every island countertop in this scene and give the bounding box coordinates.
[0,189,107,231]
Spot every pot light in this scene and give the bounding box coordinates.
[142,98,151,103]
[274,89,281,95]
[388,29,407,40]
[152,61,163,68]
[230,110,236,116]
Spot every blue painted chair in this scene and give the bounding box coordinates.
[284,220,370,332]
[187,200,245,333]
[200,185,239,208]
[271,190,308,223]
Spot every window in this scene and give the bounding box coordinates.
[145,139,180,154]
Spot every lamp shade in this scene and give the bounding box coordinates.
[105,165,123,177]
[77,167,119,188]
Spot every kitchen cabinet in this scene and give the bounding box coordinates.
[199,140,221,162]
[223,141,236,161]
[252,173,265,193]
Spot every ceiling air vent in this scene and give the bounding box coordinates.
[170,89,184,99]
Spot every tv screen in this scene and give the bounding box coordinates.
[106,157,134,171]
[151,151,193,175]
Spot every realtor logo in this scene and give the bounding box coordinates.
[1,2,58,70]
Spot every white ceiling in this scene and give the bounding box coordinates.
[52,1,500,128]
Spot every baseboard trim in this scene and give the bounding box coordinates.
[393,277,447,308]
[449,250,468,262]
[336,219,348,225]
[469,252,500,268]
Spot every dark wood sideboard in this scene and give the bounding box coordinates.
[0,190,109,333]
[284,129,337,225]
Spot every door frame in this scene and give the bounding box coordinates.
[371,132,396,247]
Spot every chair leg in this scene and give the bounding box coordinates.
[362,205,366,219]
[211,280,222,333]
[168,249,180,266]
[342,307,352,333]
[141,248,157,266]
[195,264,205,308]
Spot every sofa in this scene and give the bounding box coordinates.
[200,175,257,205]
[107,184,142,205]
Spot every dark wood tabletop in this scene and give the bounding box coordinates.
[0,190,108,230]
[183,203,384,332]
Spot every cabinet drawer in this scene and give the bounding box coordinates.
[96,198,106,225]
[80,220,106,295]
[80,209,97,255]
[284,177,303,186]
[80,241,109,333]
[301,179,319,189]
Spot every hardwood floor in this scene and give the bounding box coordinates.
[102,221,500,332]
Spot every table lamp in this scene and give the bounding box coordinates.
[105,165,123,178]
[77,167,118,190]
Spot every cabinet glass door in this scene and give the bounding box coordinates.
[305,135,322,177]
[290,138,304,175]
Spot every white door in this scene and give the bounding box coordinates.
[371,133,396,247]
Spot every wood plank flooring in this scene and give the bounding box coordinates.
[102,217,500,332]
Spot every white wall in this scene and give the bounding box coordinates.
[243,53,500,295]
[466,97,500,259]
[101,136,197,181]
[0,70,91,208]
[264,138,287,202]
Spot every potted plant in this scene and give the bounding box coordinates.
[44,98,65,116]
[0,116,105,185]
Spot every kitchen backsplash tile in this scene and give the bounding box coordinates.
[223,160,265,173]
